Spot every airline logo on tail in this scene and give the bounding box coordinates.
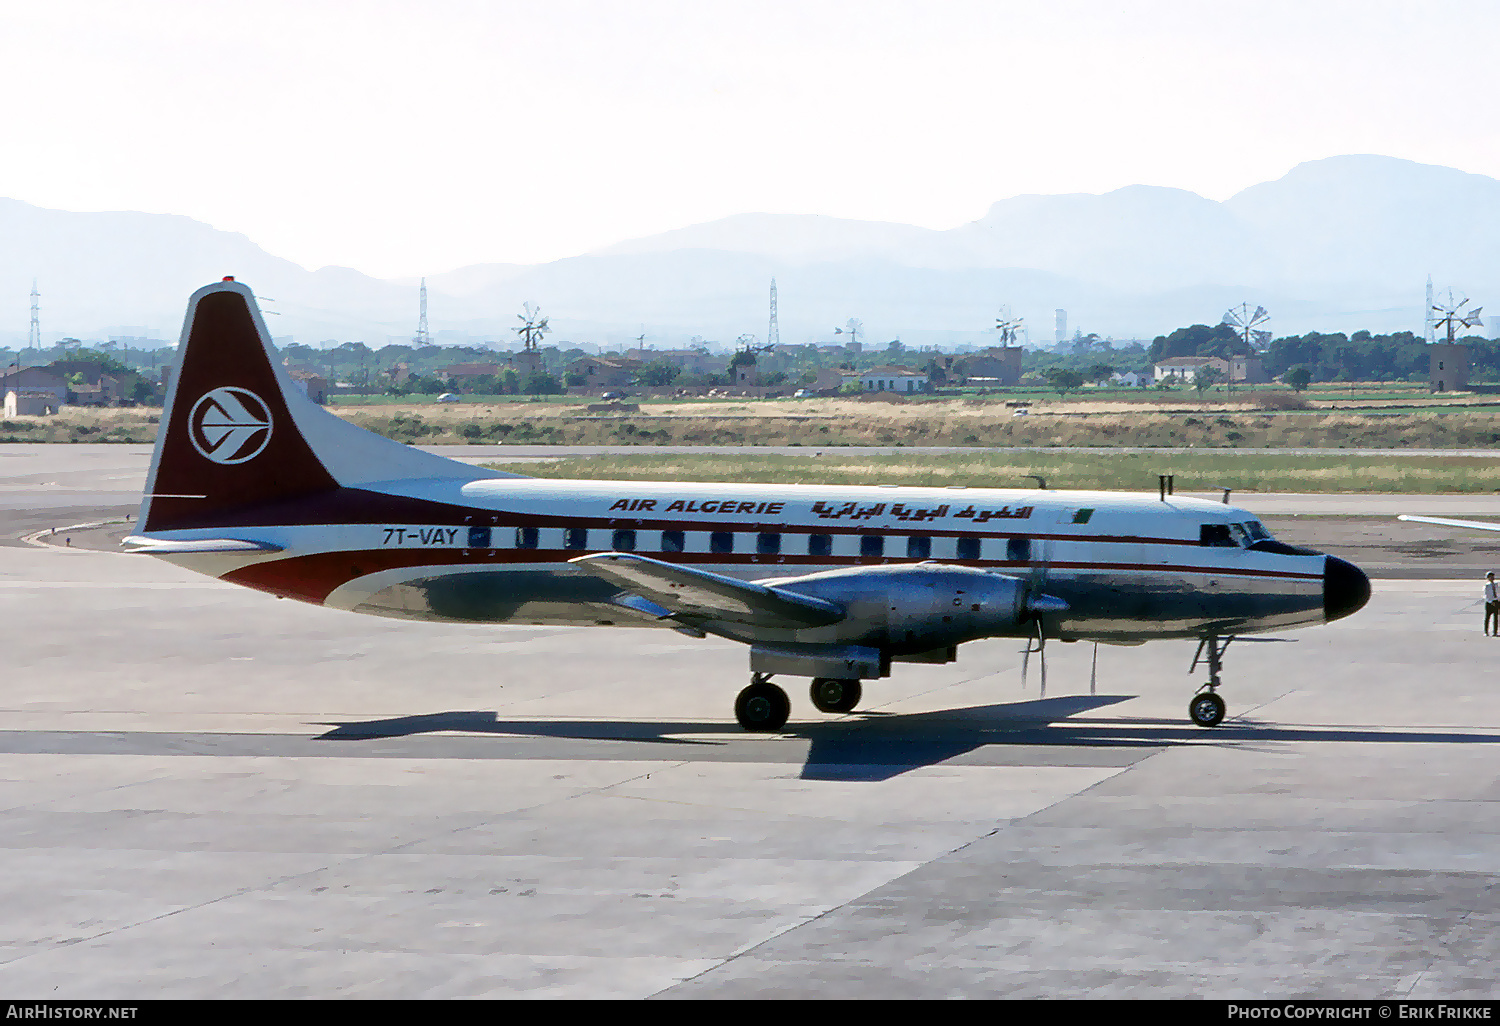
[188,386,273,464]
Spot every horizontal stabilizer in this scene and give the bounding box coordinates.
[1397,514,1500,533]
[570,552,845,629]
[121,536,284,554]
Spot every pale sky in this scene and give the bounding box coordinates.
[3,0,1497,279]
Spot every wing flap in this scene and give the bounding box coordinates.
[570,552,845,629]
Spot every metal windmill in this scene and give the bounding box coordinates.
[834,318,863,348]
[995,305,1026,347]
[734,333,774,360]
[1431,289,1484,343]
[514,303,550,352]
[1221,303,1271,353]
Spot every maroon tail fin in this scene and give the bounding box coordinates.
[141,281,337,532]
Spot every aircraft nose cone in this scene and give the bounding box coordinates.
[1323,555,1371,622]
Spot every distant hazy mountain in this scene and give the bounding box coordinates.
[3,154,1498,346]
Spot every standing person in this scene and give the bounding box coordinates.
[1486,573,1500,636]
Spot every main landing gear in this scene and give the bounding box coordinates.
[734,674,863,731]
[1188,635,1230,728]
[809,677,861,714]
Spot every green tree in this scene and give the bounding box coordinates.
[1193,365,1222,394]
[1285,366,1313,392]
[524,372,563,395]
[639,360,682,387]
[1045,368,1084,395]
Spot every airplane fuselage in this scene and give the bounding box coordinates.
[151,476,1348,648]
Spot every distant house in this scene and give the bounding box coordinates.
[68,376,121,406]
[439,362,504,383]
[859,366,929,393]
[624,349,727,376]
[5,390,59,416]
[0,367,68,409]
[1154,356,1229,383]
[955,346,1024,386]
[1110,371,1146,387]
[567,356,641,389]
[806,368,855,395]
[1155,355,1265,385]
[49,360,125,405]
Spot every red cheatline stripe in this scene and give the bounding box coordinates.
[222,547,1322,606]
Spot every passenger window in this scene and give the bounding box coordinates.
[660,530,685,553]
[612,529,636,552]
[757,532,781,555]
[907,536,930,559]
[467,526,492,548]
[808,534,832,557]
[515,526,538,549]
[565,527,588,550]
[1199,524,1235,547]
[861,534,884,558]
[1007,536,1030,562]
[710,531,734,554]
[957,536,981,560]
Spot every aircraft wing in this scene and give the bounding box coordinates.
[1397,515,1500,533]
[569,552,845,629]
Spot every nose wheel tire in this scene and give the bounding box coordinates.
[736,680,791,731]
[1189,691,1226,728]
[810,677,862,714]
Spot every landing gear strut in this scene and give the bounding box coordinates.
[1188,635,1230,728]
[735,674,790,731]
[810,677,861,714]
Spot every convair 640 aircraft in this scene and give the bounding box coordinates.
[125,280,1371,730]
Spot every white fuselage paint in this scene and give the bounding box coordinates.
[148,477,1327,643]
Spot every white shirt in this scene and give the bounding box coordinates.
[1485,581,1499,603]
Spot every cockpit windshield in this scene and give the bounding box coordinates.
[1202,521,1276,549]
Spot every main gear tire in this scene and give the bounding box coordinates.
[736,681,791,731]
[810,678,862,714]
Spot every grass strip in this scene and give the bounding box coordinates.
[484,451,1500,494]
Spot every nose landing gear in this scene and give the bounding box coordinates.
[1188,635,1231,728]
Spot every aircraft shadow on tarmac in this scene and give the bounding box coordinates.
[311,696,1500,781]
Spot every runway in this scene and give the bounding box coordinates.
[0,446,1497,997]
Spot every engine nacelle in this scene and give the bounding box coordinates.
[770,563,1031,654]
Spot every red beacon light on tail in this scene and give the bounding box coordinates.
[222,276,235,282]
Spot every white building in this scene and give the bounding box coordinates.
[5,389,59,416]
[1154,356,1229,383]
[859,366,929,393]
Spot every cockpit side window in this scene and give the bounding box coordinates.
[1199,524,1237,547]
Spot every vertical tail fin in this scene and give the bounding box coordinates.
[139,279,497,534]
[141,281,336,532]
